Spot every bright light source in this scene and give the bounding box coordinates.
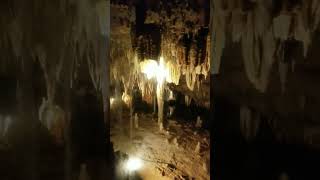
[140,57,169,84]
[125,157,143,172]
[122,92,131,107]
[156,57,168,84]
[110,97,115,105]
[140,60,158,80]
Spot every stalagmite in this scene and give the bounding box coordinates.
[157,82,165,131]
[173,137,179,147]
[195,141,201,153]
[134,113,139,129]
[196,116,202,128]
[203,161,208,172]
[0,115,12,138]
[185,65,197,91]
[278,172,290,180]
[240,105,251,141]
[79,164,90,180]
[240,106,260,142]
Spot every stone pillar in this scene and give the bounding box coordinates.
[157,82,164,131]
[134,113,139,129]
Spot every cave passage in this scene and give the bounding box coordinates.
[110,0,211,179]
[0,0,211,180]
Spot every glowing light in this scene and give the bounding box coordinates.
[125,157,143,172]
[140,57,170,84]
[140,60,158,79]
[122,92,131,107]
[156,57,168,84]
[169,90,173,99]
[110,97,115,105]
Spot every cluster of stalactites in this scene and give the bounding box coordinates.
[143,0,210,91]
[138,76,155,105]
[110,3,135,30]
[110,36,138,87]
[212,0,320,92]
[1,0,109,102]
[144,2,201,35]
[161,32,210,91]
[110,3,137,91]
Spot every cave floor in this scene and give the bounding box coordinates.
[110,112,210,180]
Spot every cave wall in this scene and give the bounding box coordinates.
[213,30,320,145]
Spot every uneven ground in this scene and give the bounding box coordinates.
[110,111,210,180]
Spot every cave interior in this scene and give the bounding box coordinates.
[0,0,211,180]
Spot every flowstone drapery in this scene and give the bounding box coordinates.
[2,0,109,92]
[212,0,320,92]
[0,0,110,151]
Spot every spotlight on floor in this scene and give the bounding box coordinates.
[125,157,143,172]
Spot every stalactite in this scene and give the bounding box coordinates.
[212,5,226,74]
[258,29,276,91]
[185,95,192,107]
[294,11,311,58]
[96,1,109,36]
[35,45,52,103]
[213,0,318,92]
[8,19,22,58]
[87,45,102,91]
[209,0,214,75]
[166,61,181,85]
[311,0,320,31]
[253,1,272,40]
[231,9,245,42]
[241,12,256,86]
[273,14,292,40]
[185,65,197,91]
